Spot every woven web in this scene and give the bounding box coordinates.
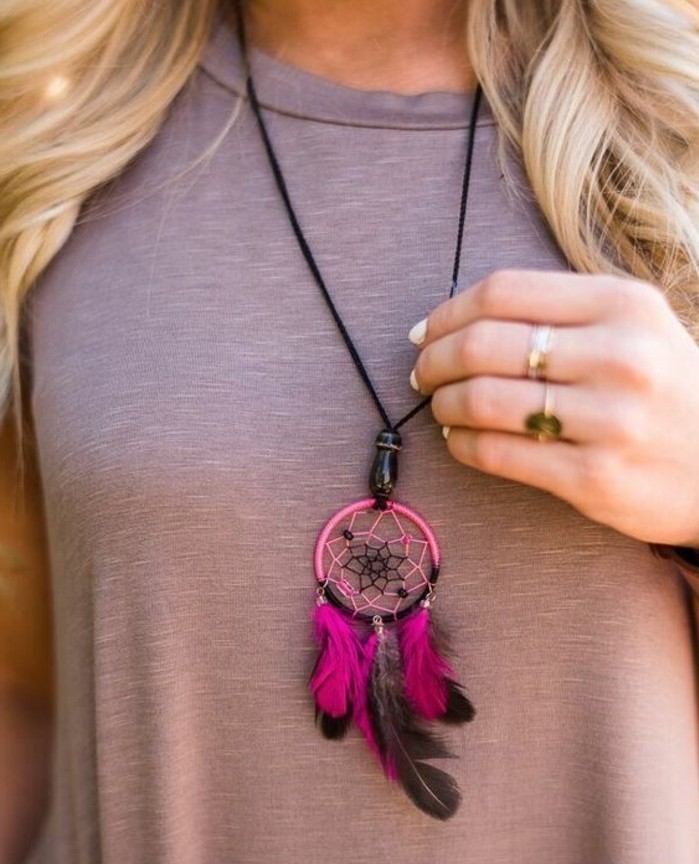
[321,505,433,618]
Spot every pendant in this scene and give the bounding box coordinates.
[308,430,476,821]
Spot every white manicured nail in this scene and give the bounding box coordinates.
[442,426,451,440]
[408,318,427,346]
[409,368,419,391]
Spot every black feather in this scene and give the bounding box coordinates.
[423,611,476,725]
[367,628,462,820]
[443,680,476,724]
[315,705,353,740]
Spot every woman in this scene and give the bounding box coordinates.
[1,0,699,860]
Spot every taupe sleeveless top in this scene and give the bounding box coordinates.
[24,16,699,864]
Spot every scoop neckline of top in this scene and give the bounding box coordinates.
[197,15,495,131]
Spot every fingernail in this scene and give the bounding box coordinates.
[442,426,451,440]
[409,368,420,391]
[408,318,427,346]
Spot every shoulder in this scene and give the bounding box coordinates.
[195,9,247,100]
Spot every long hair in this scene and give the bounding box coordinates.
[1,0,698,459]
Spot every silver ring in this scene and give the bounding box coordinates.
[525,324,555,380]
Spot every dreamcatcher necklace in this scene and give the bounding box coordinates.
[235,1,480,821]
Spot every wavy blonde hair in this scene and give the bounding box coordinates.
[1,0,699,462]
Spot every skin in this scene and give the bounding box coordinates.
[243,2,699,554]
[243,0,476,94]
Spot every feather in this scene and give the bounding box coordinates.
[399,606,475,724]
[367,626,462,820]
[315,705,352,740]
[309,601,364,739]
[443,681,476,724]
[351,632,389,769]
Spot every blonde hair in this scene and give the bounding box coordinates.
[1,0,699,460]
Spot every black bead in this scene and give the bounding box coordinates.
[369,429,402,501]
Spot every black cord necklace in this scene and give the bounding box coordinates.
[235,0,479,821]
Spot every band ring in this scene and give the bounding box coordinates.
[525,324,555,380]
[525,381,563,442]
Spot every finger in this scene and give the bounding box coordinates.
[414,270,655,347]
[444,427,581,500]
[414,321,599,393]
[414,321,663,396]
[431,377,638,445]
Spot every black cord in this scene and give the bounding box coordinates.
[235,0,482,433]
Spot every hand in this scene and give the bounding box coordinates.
[410,269,699,548]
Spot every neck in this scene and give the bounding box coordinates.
[238,0,475,95]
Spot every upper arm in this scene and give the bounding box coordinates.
[0,390,53,707]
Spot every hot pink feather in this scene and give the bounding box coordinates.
[399,606,456,720]
[309,602,363,719]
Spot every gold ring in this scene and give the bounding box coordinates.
[525,381,563,441]
[525,324,555,380]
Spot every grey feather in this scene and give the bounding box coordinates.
[367,628,462,820]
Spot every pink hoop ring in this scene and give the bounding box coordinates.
[314,498,441,621]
